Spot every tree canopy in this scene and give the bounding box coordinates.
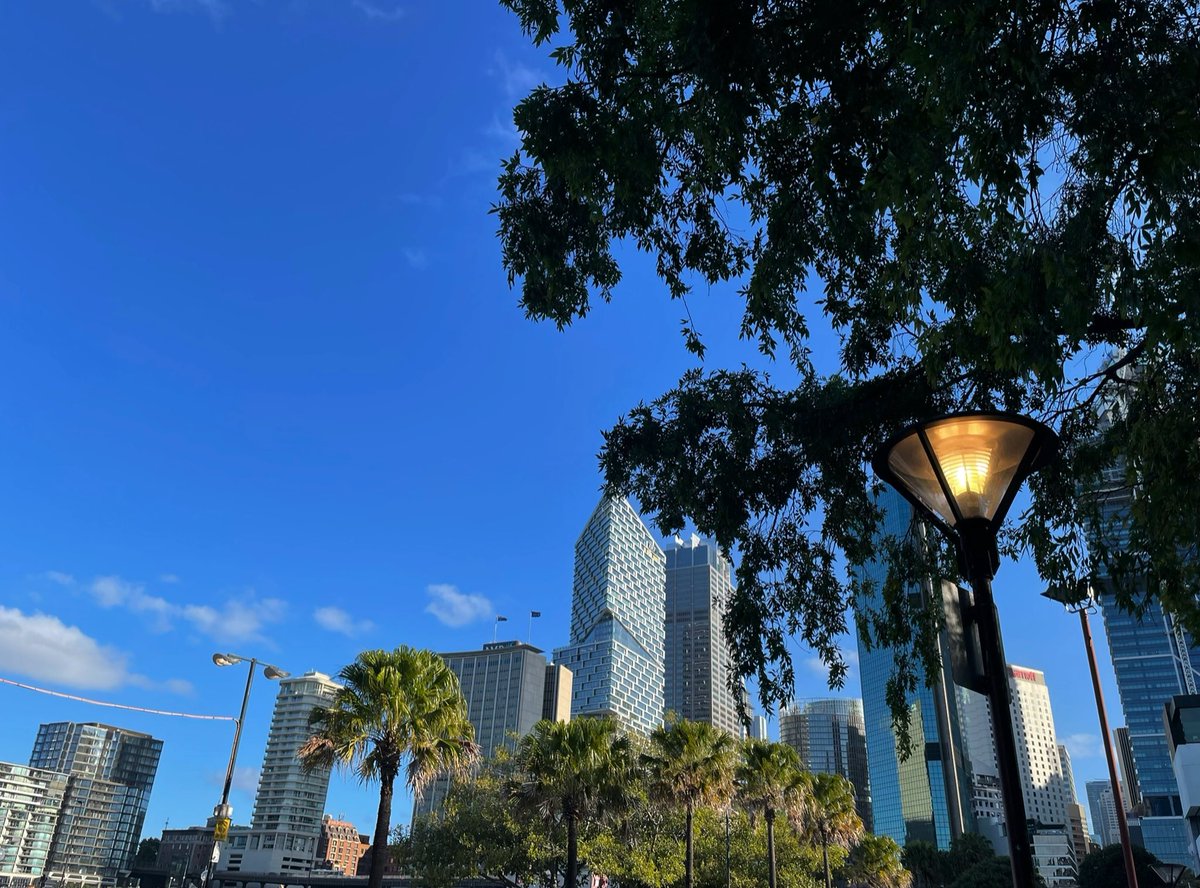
[496,0,1200,715]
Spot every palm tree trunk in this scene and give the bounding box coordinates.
[367,769,395,888]
[822,836,831,888]
[565,814,579,888]
[766,808,777,888]
[685,801,694,888]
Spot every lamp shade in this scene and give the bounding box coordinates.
[873,413,1057,534]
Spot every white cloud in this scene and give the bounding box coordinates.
[402,247,429,269]
[160,573,181,584]
[206,765,261,796]
[353,0,404,21]
[490,51,541,102]
[0,606,137,691]
[802,649,859,681]
[87,575,285,643]
[147,0,228,20]
[45,571,75,586]
[425,584,492,627]
[163,678,195,695]
[314,606,374,637]
[1062,732,1103,760]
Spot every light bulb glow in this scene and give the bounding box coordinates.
[941,446,992,500]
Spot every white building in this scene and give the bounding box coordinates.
[218,671,340,876]
[553,497,666,735]
[0,762,69,886]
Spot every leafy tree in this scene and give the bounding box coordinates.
[641,719,738,888]
[840,834,911,888]
[134,838,160,867]
[298,647,479,888]
[509,717,634,888]
[801,773,865,888]
[901,841,944,888]
[945,832,997,875]
[736,740,808,888]
[1077,843,1169,888]
[692,807,821,888]
[496,0,1200,718]
[947,856,1017,888]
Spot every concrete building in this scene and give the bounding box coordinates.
[219,671,340,876]
[664,534,742,736]
[1031,825,1078,888]
[1086,780,1122,848]
[1114,726,1142,809]
[553,496,667,735]
[542,662,573,722]
[1007,666,1076,830]
[1058,743,1091,863]
[29,722,162,880]
[315,817,363,876]
[0,762,69,885]
[779,699,872,830]
[155,822,228,884]
[413,641,569,818]
[853,487,974,850]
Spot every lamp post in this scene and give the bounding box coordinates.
[204,653,289,888]
[1042,582,1140,888]
[873,412,1058,888]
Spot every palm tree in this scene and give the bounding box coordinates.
[802,772,865,888]
[297,647,478,888]
[736,740,808,888]
[641,719,737,888]
[843,834,911,888]
[509,717,633,888]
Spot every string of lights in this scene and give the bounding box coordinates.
[0,675,236,721]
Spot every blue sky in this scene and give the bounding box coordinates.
[0,0,1123,841]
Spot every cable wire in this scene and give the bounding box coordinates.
[0,675,235,721]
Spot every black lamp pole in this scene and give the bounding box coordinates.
[873,412,1058,888]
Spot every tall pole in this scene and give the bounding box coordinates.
[970,575,1036,888]
[1079,606,1140,888]
[205,660,257,888]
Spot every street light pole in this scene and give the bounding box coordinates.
[204,654,289,888]
[873,412,1058,888]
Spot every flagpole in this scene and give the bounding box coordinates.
[528,612,533,645]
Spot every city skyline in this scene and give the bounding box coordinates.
[0,0,1152,848]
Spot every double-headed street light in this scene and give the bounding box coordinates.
[204,653,289,888]
[873,412,1058,888]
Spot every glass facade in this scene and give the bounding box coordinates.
[664,535,743,736]
[853,487,974,850]
[779,698,872,831]
[0,762,69,884]
[1086,780,1121,847]
[1093,463,1198,866]
[29,722,162,879]
[554,496,666,736]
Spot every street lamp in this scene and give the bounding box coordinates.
[204,653,289,888]
[873,412,1058,888]
[1042,582,1140,888]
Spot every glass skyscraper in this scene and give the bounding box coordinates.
[664,534,743,736]
[779,698,872,830]
[554,496,667,735]
[853,487,974,850]
[29,722,163,879]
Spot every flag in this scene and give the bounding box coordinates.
[496,615,508,622]
[531,611,542,618]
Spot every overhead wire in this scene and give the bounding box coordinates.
[0,675,235,721]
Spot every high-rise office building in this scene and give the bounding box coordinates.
[1086,780,1121,847]
[29,722,162,879]
[1113,726,1142,809]
[853,487,974,850]
[542,662,573,722]
[220,671,340,875]
[1057,744,1090,864]
[748,716,768,741]
[413,641,570,818]
[553,496,667,735]
[0,762,69,885]
[779,699,872,830]
[1090,377,1197,866]
[664,534,743,736]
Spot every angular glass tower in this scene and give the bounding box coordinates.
[779,698,873,831]
[664,534,743,736]
[29,722,163,879]
[853,487,974,850]
[554,496,666,735]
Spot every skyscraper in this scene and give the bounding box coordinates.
[553,496,667,735]
[413,641,569,818]
[29,722,163,879]
[1086,780,1121,847]
[853,487,974,850]
[779,699,872,830]
[0,762,69,885]
[748,715,769,741]
[220,671,340,875]
[1057,743,1090,865]
[1008,666,1075,828]
[1113,726,1142,809]
[664,534,742,735]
